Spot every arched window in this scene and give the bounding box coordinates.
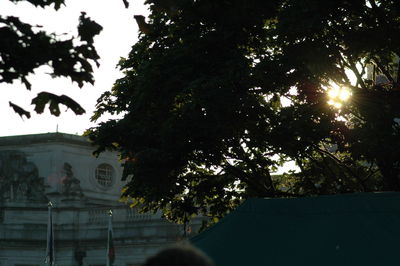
[95,163,114,188]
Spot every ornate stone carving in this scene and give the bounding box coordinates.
[61,163,84,197]
[0,150,47,202]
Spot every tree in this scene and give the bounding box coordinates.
[88,0,400,224]
[1,0,103,118]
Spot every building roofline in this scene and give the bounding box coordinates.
[0,132,92,147]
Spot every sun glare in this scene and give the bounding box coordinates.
[327,86,351,109]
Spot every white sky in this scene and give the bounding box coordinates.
[0,0,149,137]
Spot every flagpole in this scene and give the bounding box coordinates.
[46,201,55,266]
[106,210,115,266]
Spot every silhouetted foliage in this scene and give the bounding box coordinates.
[1,0,102,117]
[88,0,400,223]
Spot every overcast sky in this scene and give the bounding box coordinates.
[0,0,148,137]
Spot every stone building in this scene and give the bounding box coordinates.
[0,133,196,266]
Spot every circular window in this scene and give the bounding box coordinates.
[95,163,114,189]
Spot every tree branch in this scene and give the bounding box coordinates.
[314,147,367,191]
[373,57,395,83]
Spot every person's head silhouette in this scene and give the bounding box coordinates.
[144,245,214,266]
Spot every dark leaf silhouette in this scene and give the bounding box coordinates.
[78,12,103,45]
[32,92,85,116]
[1,0,102,116]
[9,102,31,119]
[134,15,152,34]
[122,0,129,8]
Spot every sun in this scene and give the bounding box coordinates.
[327,86,352,109]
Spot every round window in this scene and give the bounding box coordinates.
[95,163,114,189]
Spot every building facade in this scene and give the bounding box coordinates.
[0,133,196,266]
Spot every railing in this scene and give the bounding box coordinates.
[126,208,152,222]
[87,207,155,225]
[88,209,109,224]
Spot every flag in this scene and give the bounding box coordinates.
[106,210,115,266]
[46,202,55,266]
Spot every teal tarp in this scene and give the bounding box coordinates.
[191,193,400,266]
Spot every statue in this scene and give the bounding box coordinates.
[61,163,84,198]
[0,151,47,203]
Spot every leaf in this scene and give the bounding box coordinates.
[78,12,103,45]
[9,101,31,119]
[10,0,66,10]
[31,92,85,116]
[21,76,31,91]
[122,0,129,8]
[58,95,86,115]
[134,15,152,34]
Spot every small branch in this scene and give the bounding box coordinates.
[362,161,379,183]
[315,146,367,191]
[358,60,367,79]
[349,60,367,89]
[373,57,395,83]
[368,0,378,9]
[335,50,354,86]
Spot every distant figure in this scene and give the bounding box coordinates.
[144,245,214,266]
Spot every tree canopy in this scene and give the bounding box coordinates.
[88,0,400,224]
[1,0,103,118]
